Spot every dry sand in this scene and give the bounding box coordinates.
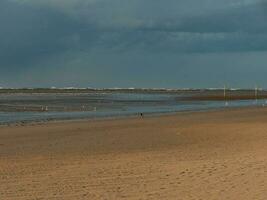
[1,107,267,199]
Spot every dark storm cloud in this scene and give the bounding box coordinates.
[0,0,99,67]
[156,1,267,33]
[0,1,67,66]
[103,1,267,53]
[1,0,267,64]
[1,0,267,87]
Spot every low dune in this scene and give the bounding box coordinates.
[1,107,267,199]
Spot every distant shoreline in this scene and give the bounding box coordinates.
[0,88,267,101]
[0,87,264,94]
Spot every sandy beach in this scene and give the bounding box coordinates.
[1,107,267,199]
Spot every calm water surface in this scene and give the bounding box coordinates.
[0,92,265,124]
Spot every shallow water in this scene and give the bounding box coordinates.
[0,92,265,124]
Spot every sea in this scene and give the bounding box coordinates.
[0,90,266,124]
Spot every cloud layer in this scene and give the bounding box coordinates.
[1,0,267,87]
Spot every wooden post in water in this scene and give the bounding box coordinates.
[255,85,258,104]
[224,85,226,100]
[224,85,228,107]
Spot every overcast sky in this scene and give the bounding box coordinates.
[1,0,267,88]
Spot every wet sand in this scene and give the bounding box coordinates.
[1,107,267,199]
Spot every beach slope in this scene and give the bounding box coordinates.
[1,107,267,199]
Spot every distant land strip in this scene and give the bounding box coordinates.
[0,88,267,101]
